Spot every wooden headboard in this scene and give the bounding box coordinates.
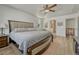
[8,20,34,32]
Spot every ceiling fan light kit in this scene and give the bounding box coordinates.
[44,10,49,12]
[41,4,57,13]
[37,4,57,18]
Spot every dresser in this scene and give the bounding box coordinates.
[0,35,8,48]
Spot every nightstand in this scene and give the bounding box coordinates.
[0,35,8,48]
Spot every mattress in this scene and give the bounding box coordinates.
[9,30,51,54]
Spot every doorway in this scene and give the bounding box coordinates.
[50,20,56,33]
[66,18,75,38]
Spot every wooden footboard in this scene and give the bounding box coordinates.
[27,35,53,55]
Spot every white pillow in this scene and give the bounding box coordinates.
[13,28,46,32]
[27,28,37,31]
[14,28,36,32]
[14,28,27,32]
[36,28,46,31]
[27,28,46,31]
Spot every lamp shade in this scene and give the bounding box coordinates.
[0,23,7,29]
[0,23,8,35]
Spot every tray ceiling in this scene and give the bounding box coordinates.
[3,4,79,17]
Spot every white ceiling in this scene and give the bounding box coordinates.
[4,4,79,18]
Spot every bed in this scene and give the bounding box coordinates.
[8,20,53,55]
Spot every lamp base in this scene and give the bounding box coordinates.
[1,28,4,35]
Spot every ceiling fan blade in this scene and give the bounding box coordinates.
[49,10,55,12]
[49,4,57,9]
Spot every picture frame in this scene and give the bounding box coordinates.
[57,22,63,26]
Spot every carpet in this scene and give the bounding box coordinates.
[0,36,75,55]
[42,36,75,55]
[0,43,21,55]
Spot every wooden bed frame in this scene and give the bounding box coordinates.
[8,20,53,55]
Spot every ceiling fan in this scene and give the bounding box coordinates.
[40,4,57,13]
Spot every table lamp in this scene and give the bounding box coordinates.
[0,23,7,35]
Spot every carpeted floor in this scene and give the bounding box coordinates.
[0,43,21,55]
[42,36,75,55]
[0,36,75,55]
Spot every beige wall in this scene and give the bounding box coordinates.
[44,12,79,37]
[0,5,38,34]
